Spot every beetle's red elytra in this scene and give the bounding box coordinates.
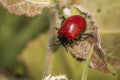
[58,15,86,40]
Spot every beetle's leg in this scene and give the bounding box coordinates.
[55,16,65,31]
[60,16,65,25]
[55,16,65,30]
[69,40,74,48]
[62,43,68,52]
[81,33,94,40]
[55,27,59,30]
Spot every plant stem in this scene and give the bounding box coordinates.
[42,8,58,76]
[42,0,77,77]
[81,44,94,80]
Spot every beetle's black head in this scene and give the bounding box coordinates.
[58,35,73,45]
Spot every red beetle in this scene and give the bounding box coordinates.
[58,15,86,45]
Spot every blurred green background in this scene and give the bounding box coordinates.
[0,0,120,80]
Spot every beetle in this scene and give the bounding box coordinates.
[58,15,89,46]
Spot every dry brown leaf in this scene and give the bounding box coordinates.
[0,0,52,16]
[61,5,112,74]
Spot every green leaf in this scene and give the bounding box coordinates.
[81,45,94,80]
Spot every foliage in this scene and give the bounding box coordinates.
[0,0,120,80]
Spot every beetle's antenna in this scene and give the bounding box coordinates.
[48,41,61,52]
[49,41,61,47]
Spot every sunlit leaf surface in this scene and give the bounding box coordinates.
[101,32,120,69]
